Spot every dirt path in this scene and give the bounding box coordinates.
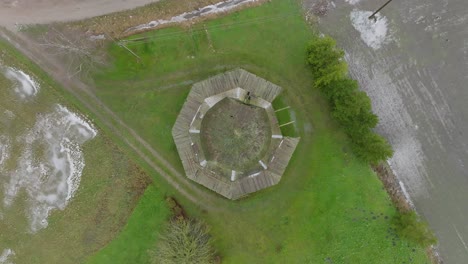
[0,0,259,213]
[0,29,221,211]
[0,0,160,30]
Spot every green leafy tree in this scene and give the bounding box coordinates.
[151,219,216,264]
[352,132,394,164]
[332,90,378,132]
[306,35,394,164]
[392,211,437,247]
[320,78,359,101]
[306,36,348,86]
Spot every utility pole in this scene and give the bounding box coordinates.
[368,0,395,21]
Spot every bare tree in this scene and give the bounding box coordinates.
[150,219,217,264]
[38,26,107,79]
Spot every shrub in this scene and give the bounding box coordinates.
[306,36,348,86]
[320,78,359,101]
[165,197,177,209]
[392,211,437,247]
[306,36,393,163]
[151,219,216,264]
[332,89,378,133]
[352,132,394,164]
[165,196,186,219]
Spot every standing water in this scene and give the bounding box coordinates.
[0,63,96,261]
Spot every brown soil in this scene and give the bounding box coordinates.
[200,98,271,172]
[71,0,221,38]
[69,0,267,39]
[373,162,443,264]
[372,163,412,212]
[165,196,188,220]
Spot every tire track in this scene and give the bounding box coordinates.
[0,28,221,211]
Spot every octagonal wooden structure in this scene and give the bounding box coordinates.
[172,69,299,199]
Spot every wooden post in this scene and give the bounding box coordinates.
[368,0,394,21]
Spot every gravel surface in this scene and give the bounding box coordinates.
[0,0,160,29]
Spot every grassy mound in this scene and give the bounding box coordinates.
[200,98,271,172]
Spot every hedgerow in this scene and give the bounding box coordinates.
[307,36,393,163]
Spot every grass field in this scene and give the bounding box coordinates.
[85,0,430,263]
[86,185,169,264]
[0,39,165,264]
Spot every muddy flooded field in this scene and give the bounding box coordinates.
[0,59,96,262]
[309,0,468,262]
[0,44,148,264]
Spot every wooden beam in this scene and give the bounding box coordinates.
[275,106,290,112]
[279,121,295,127]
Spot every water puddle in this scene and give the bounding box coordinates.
[0,65,97,262]
[3,67,40,99]
[2,105,97,232]
[0,249,14,264]
[350,9,393,50]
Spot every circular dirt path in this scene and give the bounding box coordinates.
[0,0,160,29]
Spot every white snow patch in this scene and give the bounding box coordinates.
[2,110,15,120]
[3,67,40,99]
[3,105,97,233]
[89,34,105,41]
[350,9,392,50]
[345,0,360,5]
[0,136,10,168]
[0,249,15,264]
[398,180,414,207]
[125,0,259,34]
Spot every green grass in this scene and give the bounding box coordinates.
[86,185,170,264]
[86,0,430,263]
[273,96,299,137]
[0,39,164,264]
